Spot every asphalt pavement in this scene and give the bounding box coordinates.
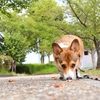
[0,74,100,100]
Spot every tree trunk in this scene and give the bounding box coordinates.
[94,37,100,69]
[47,55,50,63]
[97,50,100,69]
[40,54,44,64]
[90,49,96,69]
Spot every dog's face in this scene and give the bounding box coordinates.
[52,39,80,80]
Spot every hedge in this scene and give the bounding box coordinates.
[16,64,57,74]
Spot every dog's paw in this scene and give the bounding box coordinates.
[77,77,83,79]
[83,75,90,79]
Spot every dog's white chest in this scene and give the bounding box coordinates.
[59,43,69,48]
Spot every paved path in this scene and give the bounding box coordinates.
[0,74,100,100]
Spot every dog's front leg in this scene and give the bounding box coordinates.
[76,69,83,79]
[75,59,82,79]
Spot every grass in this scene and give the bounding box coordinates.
[0,68,16,75]
[33,67,100,75]
[80,69,100,75]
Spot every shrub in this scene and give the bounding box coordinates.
[0,55,13,70]
[16,63,57,74]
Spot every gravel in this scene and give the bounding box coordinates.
[0,74,100,100]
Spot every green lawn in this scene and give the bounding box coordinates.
[34,68,100,75]
[0,68,15,75]
[80,69,100,75]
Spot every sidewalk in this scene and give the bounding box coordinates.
[0,74,100,100]
[0,74,59,80]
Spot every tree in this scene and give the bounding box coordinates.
[0,11,30,63]
[0,0,69,64]
[24,0,67,63]
[63,0,100,69]
[2,31,30,62]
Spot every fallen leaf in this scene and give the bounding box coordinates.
[52,76,57,80]
[8,79,16,82]
[54,84,66,88]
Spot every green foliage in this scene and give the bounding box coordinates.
[0,0,38,14]
[16,64,58,74]
[2,32,30,62]
[0,11,31,62]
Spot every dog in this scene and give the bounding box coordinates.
[52,35,84,80]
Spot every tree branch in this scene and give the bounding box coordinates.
[67,0,87,28]
[47,23,71,34]
[54,25,71,34]
[78,36,94,41]
[84,13,88,24]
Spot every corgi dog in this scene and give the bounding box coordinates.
[52,35,84,80]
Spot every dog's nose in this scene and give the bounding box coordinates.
[66,77,72,80]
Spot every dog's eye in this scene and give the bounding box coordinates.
[61,64,66,69]
[71,64,75,68]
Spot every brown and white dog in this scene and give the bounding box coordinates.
[52,35,84,80]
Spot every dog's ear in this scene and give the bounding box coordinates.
[52,43,63,56]
[70,39,80,53]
